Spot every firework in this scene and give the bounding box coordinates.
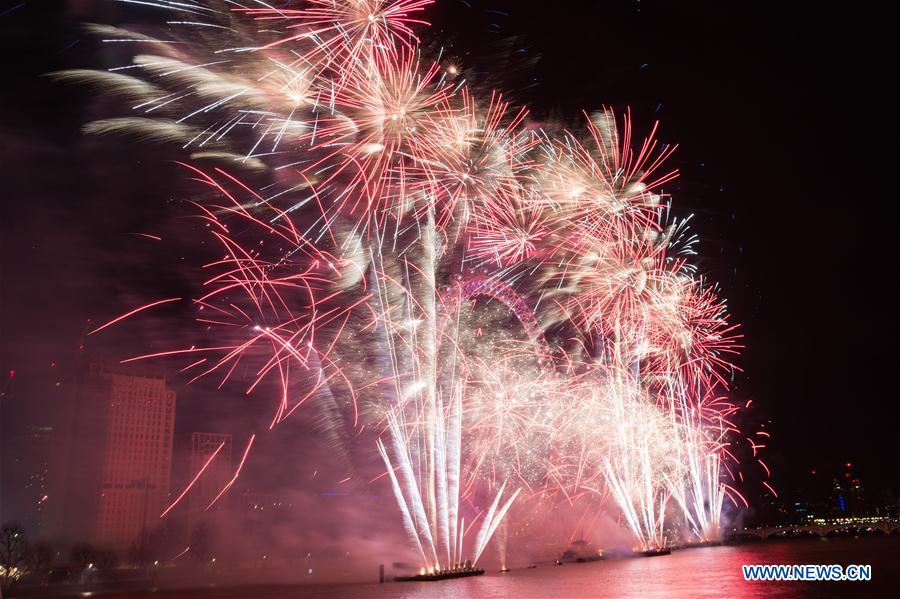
[68,0,771,565]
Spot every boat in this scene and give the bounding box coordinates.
[635,548,671,557]
[526,564,538,569]
[556,535,604,564]
[394,568,485,582]
[499,566,511,573]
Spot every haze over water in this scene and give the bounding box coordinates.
[69,537,900,599]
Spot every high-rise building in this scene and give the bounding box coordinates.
[61,361,175,553]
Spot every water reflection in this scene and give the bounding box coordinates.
[38,537,900,598]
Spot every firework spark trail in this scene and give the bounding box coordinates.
[87,297,182,335]
[472,482,521,563]
[601,390,670,551]
[160,439,225,518]
[378,389,516,569]
[446,385,462,565]
[377,436,429,565]
[665,390,730,542]
[205,433,256,511]
[66,0,769,560]
[378,400,521,568]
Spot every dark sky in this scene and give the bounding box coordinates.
[1,0,897,513]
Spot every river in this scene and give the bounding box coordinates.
[30,536,900,598]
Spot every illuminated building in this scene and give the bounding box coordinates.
[61,361,175,552]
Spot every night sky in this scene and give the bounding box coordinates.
[1,0,896,517]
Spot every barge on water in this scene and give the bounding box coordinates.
[635,547,671,557]
[394,568,485,582]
